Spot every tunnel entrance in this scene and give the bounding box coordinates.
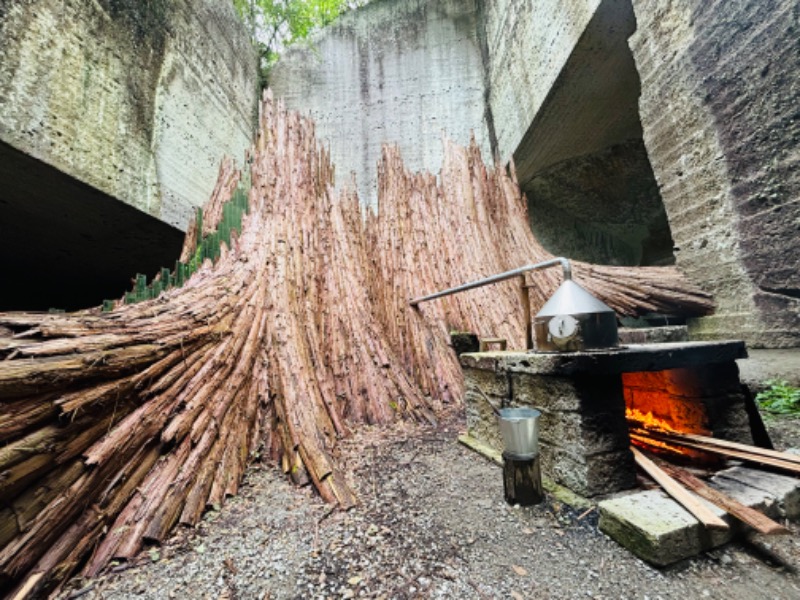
[0,141,184,311]
[512,0,674,267]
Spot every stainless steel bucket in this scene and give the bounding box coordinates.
[498,407,541,459]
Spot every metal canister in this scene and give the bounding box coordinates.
[532,280,619,352]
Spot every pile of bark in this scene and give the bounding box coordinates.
[0,91,713,597]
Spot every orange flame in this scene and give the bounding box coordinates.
[623,371,715,462]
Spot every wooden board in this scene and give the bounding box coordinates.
[631,447,729,530]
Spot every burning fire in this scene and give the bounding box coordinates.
[623,371,714,461]
[626,406,681,433]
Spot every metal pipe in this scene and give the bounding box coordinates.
[409,257,572,307]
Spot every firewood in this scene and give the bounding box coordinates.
[0,91,714,594]
[650,430,800,466]
[631,447,729,530]
[654,460,789,535]
[631,429,800,475]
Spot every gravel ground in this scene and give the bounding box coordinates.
[60,414,800,600]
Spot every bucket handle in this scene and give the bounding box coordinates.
[472,385,503,417]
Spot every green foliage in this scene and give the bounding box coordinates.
[232,0,361,86]
[756,380,800,415]
[109,184,251,309]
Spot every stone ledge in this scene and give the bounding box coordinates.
[599,489,729,566]
[460,341,748,376]
[618,326,689,344]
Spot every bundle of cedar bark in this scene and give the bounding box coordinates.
[0,92,713,597]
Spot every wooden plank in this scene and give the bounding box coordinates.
[631,447,729,530]
[665,432,800,466]
[458,434,503,466]
[631,430,800,475]
[10,571,43,600]
[655,459,789,535]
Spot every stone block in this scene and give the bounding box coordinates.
[512,373,582,411]
[712,467,800,519]
[702,396,754,444]
[513,372,625,413]
[459,353,503,373]
[537,409,630,455]
[463,367,510,399]
[708,475,778,518]
[464,390,503,452]
[599,490,732,566]
[539,444,635,497]
[618,326,688,344]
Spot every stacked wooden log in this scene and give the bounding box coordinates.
[0,91,713,597]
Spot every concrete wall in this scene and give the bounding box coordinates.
[0,0,258,230]
[269,0,490,207]
[630,0,800,346]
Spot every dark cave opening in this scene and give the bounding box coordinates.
[0,141,184,311]
[512,0,674,267]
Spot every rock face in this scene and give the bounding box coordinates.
[269,0,800,347]
[0,0,258,309]
[0,0,257,228]
[270,0,490,207]
[630,0,800,346]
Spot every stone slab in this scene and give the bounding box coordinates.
[599,489,732,566]
[712,466,800,519]
[601,466,800,566]
[618,326,689,344]
[460,341,748,376]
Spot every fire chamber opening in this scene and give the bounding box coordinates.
[623,370,718,462]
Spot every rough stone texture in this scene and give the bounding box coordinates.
[714,466,800,519]
[462,342,748,377]
[269,0,489,207]
[629,0,800,347]
[487,0,676,267]
[0,0,257,309]
[0,0,257,228]
[598,489,731,566]
[526,140,674,266]
[618,325,689,345]
[541,445,636,497]
[463,367,509,451]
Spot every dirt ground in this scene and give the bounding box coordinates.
[59,412,800,600]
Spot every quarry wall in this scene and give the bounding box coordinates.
[0,0,258,309]
[269,0,490,206]
[630,0,800,346]
[270,0,799,347]
[0,0,258,230]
